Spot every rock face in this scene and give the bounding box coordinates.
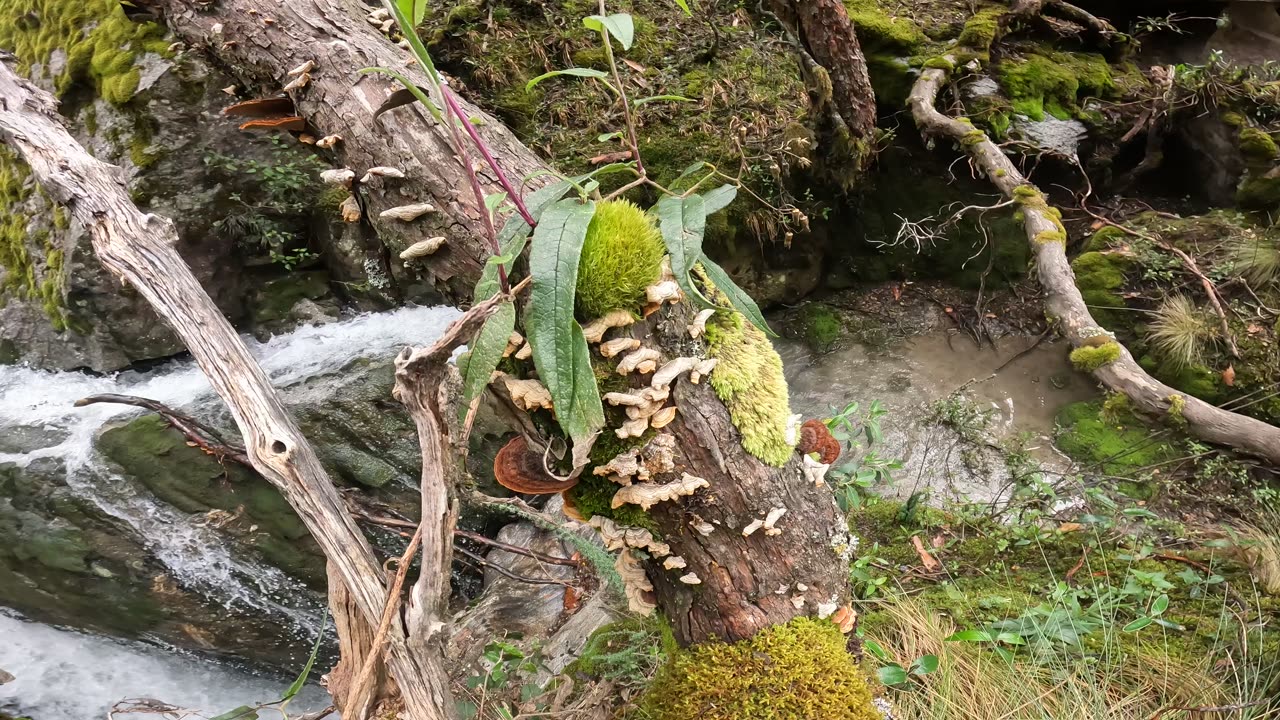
[0,2,404,372]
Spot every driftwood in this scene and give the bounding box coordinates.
[0,62,458,719]
[907,58,1280,466]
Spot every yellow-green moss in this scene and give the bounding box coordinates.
[1034,228,1066,244]
[922,56,955,72]
[844,0,925,54]
[703,279,794,467]
[0,0,168,106]
[957,6,1005,53]
[640,617,879,720]
[1240,127,1279,162]
[0,147,36,298]
[998,51,1114,121]
[1070,341,1121,372]
[576,199,665,318]
[1165,393,1187,428]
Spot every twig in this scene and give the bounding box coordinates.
[74,393,252,468]
[454,545,572,587]
[1146,699,1266,720]
[454,528,580,567]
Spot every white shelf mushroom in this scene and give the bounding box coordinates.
[320,168,355,186]
[497,374,553,411]
[361,166,406,183]
[599,337,640,358]
[617,347,661,375]
[399,236,446,260]
[742,518,764,537]
[611,473,708,511]
[379,204,436,222]
[679,573,702,585]
[651,357,697,389]
[687,308,716,339]
[663,556,687,570]
[689,358,718,384]
[582,310,636,343]
[616,550,655,616]
[763,507,787,536]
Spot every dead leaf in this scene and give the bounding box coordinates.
[1058,522,1084,533]
[1222,365,1236,387]
[910,535,942,572]
[562,586,580,613]
[623,59,646,73]
[589,150,633,165]
[930,534,946,549]
[891,284,902,301]
[1247,323,1264,335]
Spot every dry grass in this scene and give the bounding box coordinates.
[864,597,1231,720]
[1148,295,1218,370]
[1235,512,1280,597]
[1229,233,1280,286]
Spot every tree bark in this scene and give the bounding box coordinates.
[768,0,877,143]
[0,61,456,720]
[155,0,552,301]
[907,59,1280,466]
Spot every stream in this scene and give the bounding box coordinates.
[0,304,1097,719]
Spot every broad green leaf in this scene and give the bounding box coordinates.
[484,191,509,215]
[877,664,908,686]
[911,655,939,675]
[1123,616,1153,632]
[597,131,623,142]
[395,0,426,25]
[1150,594,1169,616]
[526,68,612,94]
[699,256,775,336]
[210,707,259,720]
[634,94,693,107]
[383,0,440,82]
[673,161,708,185]
[458,300,516,425]
[473,178,580,301]
[584,13,635,50]
[656,194,715,310]
[945,629,994,643]
[281,609,328,701]
[673,0,692,16]
[701,184,737,216]
[862,639,890,662]
[526,199,604,441]
[994,632,1026,645]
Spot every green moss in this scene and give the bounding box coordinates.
[922,56,955,72]
[799,303,841,352]
[866,54,915,111]
[0,0,168,106]
[640,617,879,720]
[957,6,1004,53]
[1236,174,1280,211]
[1239,128,1279,162]
[960,129,987,147]
[844,0,925,54]
[1034,228,1066,244]
[1055,400,1175,474]
[575,199,665,319]
[566,473,657,531]
[1145,359,1227,404]
[1069,341,1121,371]
[1071,251,1134,330]
[1165,393,1187,428]
[1084,224,1127,252]
[704,287,795,467]
[998,52,1113,121]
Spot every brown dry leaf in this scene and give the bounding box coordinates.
[562,586,580,613]
[1058,522,1084,533]
[1247,323,1264,335]
[589,150,633,165]
[930,534,946,549]
[623,59,646,73]
[1222,365,1236,387]
[910,535,942,572]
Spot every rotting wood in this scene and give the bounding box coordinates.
[0,62,459,719]
[907,58,1280,466]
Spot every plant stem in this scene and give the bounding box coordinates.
[443,100,508,292]
[598,0,645,178]
[440,86,537,226]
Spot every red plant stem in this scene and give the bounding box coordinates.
[441,87,536,227]
[442,99,508,290]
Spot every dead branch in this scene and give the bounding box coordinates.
[907,58,1280,466]
[75,393,253,468]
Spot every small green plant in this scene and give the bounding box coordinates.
[1148,295,1217,369]
[862,639,938,687]
[456,639,548,720]
[825,401,903,510]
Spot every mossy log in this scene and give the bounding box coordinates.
[907,58,1280,466]
[154,0,554,301]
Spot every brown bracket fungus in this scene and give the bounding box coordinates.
[493,436,577,494]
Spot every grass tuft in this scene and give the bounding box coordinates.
[1228,232,1280,286]
[1148,295,1217,370]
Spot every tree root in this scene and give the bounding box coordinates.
[907,59,1280,466]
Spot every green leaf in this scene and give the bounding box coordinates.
[584,13,635,50]
[396,0,426,25]
[994,632,1026,645]
[701,184,737,216]
[458,300,515,425]
[526,199,604,442]
[877,664,908,686]
[1123,617,1153,632]
[281,609,328,701]
[1150,594,1169,616]
[473,178,580,301]
[911,655,939,675]
[673,161,708,185]
[862,639,890,662]
[210,707,259,720]
[673,0,692,16]
[945,629,994,643]
[485,191,509,213]
[383,0,440,82]
[526,68,612,94]
[699,256,775,336]
[656,194,715,310]
[634,94,693,107]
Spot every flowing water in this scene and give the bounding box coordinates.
[0,305,459,719]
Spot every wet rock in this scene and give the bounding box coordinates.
[1013,114,1088,159]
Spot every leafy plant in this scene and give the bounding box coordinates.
[825,400,902,511]
[1148,295,1217,369]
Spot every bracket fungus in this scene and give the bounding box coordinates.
[361,166,406,183]
[689,517,715,536]
[689,358,718,384]
[583,310,636,343]
[687,308,716,339]
[588,516,670,557]
[594,449,640,485]
[320,168,355,187]
[742,519,764,537]
[616,549,656,615]
[611,473,708,511]
[679,573,702,585]
[784,413,805,446]
[494,436,577,494]
[617,347,661,375]
[339,195,362,223]
[650,406,678,429]
[399,236,447,260]
[762,507,787,536]
[799,419,841,465]
[287,60,316,77]
[651,357,698,389]
[282,72,311,92]
[663,556,687,570]
[379,203,436,222]
[316,134,342,149]
[645,280,682,305]
[831,606,857,634]
[503,331,524,359]
[496,374,553,411]
[615,416,649,439]
[599,337,641,359]
[802,454,831,487]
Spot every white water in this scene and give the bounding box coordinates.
[0,305,460,717]
[0,612,334,719]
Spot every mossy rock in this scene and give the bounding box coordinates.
[640,617,880,720]
[1054,400,1175,475]
[799,302,842,352]
[252,271,332,326]
[1237,172,1280,211]
[866,54,916,111]
[1070,251,1134,331]
[1140,357,1228,405]
[844,0,926,54]
[1239,128,1279,162]
[998,52,1114,121]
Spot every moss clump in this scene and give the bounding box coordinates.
[1070,341,1121,371]
[961,129,987,146]
[799,303,841,352]
[1071,251,1134,330]
[844,0,925,54]
[922,56,955,72]
[576,199,665,319]
[640,617,879,720]
[1237,174,1280,211]
[705,297,795,467]
[1055,400,1175,474]
[1240,128,1279,162]
[566,473,658,532]
[1084,224,1128,251]
[957,6,1005,53]
[998,52,1113,121]
[0,0,168,106]
[1034,228,1066,244]
[1165,393,1187,428]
